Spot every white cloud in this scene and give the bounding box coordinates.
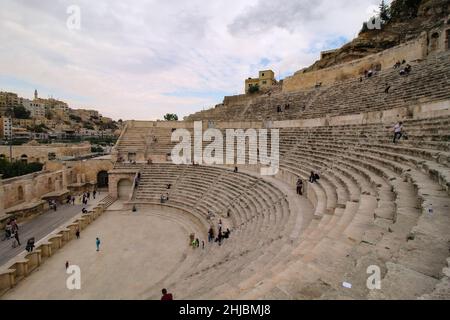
[0,0,382,120]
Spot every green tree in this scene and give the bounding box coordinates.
[0,159,43,179]
[379,0,390,22]
[163,113,178,121]
[13,105,31,119]
[248,84,260,94]
[389,0,421,21]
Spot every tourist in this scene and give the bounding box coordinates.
[218,219,223,233]
[393,121,403,143]
[96,237,101,251]
[76,228,80,239]
[87,191,91,200]
[227,209,231,218]
[208,227,214,242]
[234,166,238,173]
[216,232,223,246]
[26,238,35,252]
[393,61,401,69]
[195,238,200,248]
[296,178,303,195]
[93,190,97,199]
[202,240,205,249]
[82,208,88,214]
[405,64,412,74]
[65,261,69,269]
[384,84,391,94]
[4,223,12,240]
[14,230,21,246]
[11,219,18,232]
[367,69,373,78]
[167,183,171,189]
[161,288,173,300]
[71,196,76,205]
[309,171,316,183]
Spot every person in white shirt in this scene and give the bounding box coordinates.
[393,121,403,143]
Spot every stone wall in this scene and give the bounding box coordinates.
[283,32,429,92]
[0,169,72,210]
[67,159,114,185]
[0,143,91,163]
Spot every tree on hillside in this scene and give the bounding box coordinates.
[13,106,31,119]
[389,0,422,20]
[379,0,391,22]
[164,113,178,121]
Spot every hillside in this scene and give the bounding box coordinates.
[303,0,450,73]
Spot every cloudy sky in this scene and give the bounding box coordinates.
[0,0,386,120]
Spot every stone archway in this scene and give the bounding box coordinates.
[18,186,24,201]
[20,154,28,164]
[430,32,440,52]
[117,178,132,200]
[97,170,109,188]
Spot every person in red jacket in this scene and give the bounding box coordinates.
[161,288,173,300]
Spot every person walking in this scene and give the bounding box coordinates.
[96,237,101,251]
[14,230,21,246]
[393,121,403,143]
[296,178,303,195]
[208,227,214,243]
[93,190,97,199]
[76,228,80,239]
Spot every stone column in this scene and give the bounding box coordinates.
[62,165,69,189]
[0,176,4,216]
[53,179,58,192]
[24,183,34,202]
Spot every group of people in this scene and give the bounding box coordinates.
[48,199,58,211]
[294,172,319,196]
[82,190,96,205]
[66,194,76,205]
[394,60,412,76]
[3,218,20,247]
[207,219,231,246]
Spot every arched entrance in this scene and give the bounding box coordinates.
[18,186,24,201]
[117,179,132,200]
[97,170,109,188]
[430,32,440,52]
[20,154,28,164]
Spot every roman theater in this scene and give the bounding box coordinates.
[1,9,450,300]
